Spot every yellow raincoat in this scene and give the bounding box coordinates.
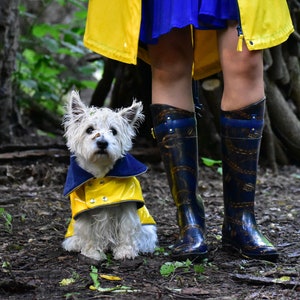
[83,0,293,79]
[63,154,156,238]
[65,177,156,238]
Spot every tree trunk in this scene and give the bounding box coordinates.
[265,75,300,163]
[0,0,19,142]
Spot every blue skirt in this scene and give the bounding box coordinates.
[140,0,239,44]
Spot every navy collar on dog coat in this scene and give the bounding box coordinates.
[63,153,148,196]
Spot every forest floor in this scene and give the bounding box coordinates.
[0,135,299,300]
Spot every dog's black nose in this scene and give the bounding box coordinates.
[97,140,108,150]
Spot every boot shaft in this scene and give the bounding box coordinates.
[220,99,278,261]
[150,104,207,259]
[151,104,200,207]
[221,99,265,205]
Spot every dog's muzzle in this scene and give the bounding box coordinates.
[96,137,108,154]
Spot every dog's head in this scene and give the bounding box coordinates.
[63,91,144,177]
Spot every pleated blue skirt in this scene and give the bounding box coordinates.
[140,0,239,44]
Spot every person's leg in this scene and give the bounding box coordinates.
[148,27,194,111]
[218,21,265,111]
[217,22,278,261]
[149,27,207,260]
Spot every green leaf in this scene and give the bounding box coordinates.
[193,264,205,274]
[0,208,13,233]
[160,259,193,277]
[160,262,175,277]
[20,79,38,90]
[74,10,87,20]
[90,266,100,289]
[201,157,222,167]
[16,0,99,116]
[80,80,97,89]
[60,41,86,55]
[32,24,60,39]
[22,49,39,64]
[69,0,88,9]
[217,167,223,175]
[185,259,192,267]
[55,0,66,6]
[43,37,60,53]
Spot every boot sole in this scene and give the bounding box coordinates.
[222,241,279,262]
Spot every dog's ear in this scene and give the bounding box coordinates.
[119,100,145,129]
[63,91,87,131]
[68,90,86,122]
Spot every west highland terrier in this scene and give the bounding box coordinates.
[62,91,157,262]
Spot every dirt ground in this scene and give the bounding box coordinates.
[0,138,300,300]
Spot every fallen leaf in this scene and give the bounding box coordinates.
[100,274,122,281]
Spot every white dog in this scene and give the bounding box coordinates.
[62,91,157,262]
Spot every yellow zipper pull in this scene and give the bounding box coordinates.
[236,25,243,52]
[151,127,156,139]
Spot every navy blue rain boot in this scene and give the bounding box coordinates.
[151,104,208,260]
[221,98,278,262]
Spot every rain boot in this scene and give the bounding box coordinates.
[221,98,278,261]
[151,104,207,260]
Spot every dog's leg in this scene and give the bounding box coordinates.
[62,236,82,253]
[74,214,107,261]
[113,203,140,260]
[135,224,157,254]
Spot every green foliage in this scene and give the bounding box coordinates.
[154,246,170,256]
[201,157,223,175]
[90,265,101,289]
[89,265,138,293]
[160,259,193,277]
[160,259,210,277]
[2,261,12,272]
[0,208,13,233]
[193,264,206,274]
[201,157,221,167]
[16,0,101,116]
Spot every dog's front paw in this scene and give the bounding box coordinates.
[136,225,158,253]
[113,245,138,260]
[62,236,81,252]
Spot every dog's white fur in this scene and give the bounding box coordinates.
[62,91,157,261]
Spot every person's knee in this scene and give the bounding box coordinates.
[225,49,263,79]
[149,27,193,82]
[152,58,191,83]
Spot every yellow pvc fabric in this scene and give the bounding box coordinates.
[64,176,156,238]
[83,0,294,79]
[84,0,141,64]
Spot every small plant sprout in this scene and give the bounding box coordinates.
[154,246,170,256]
[0,208,13,233]
[160,259,210,277]
[160,259,193,277]
[201,157,222,175]
[89,266,138,293]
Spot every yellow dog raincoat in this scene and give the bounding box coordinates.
[64,154,156,238]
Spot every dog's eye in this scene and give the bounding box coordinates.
[110,127,117,135]
[86,126,94,134]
